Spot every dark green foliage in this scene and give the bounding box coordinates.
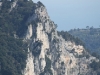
[90,60,100,71]
[37,1,44,7]
[69,28,100,54]
[0,0,35,37]
[0,34,28,75]
[0,0,36,75]
[89,59,100,74]
[58,31,84,46]
[1,0,11,12]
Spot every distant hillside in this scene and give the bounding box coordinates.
[69,28,100,54]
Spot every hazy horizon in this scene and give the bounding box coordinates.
[33,0,100,31]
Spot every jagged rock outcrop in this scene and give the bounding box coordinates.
[21,1,98,75]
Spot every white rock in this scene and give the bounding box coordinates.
[25,24,33,40]
[23,48,35,75]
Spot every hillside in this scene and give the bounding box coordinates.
[0,0,99,75]
[69,28,100,54]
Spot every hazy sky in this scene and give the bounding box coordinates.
[33,0,100,31]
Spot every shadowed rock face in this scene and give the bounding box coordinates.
[21,1,98,75]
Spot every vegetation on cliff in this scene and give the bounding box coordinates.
[0,0,35,75]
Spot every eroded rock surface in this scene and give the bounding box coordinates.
[23,1,98,75]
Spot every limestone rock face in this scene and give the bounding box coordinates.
[0,2,2,10]
[23,1,98,75]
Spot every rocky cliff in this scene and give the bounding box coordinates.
[21,1,98,75]
[0,0,99,75]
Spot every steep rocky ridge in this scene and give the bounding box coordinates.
[0,0,99,75]
[22,1,98,75]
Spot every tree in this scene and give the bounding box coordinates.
[86,26,89,29]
